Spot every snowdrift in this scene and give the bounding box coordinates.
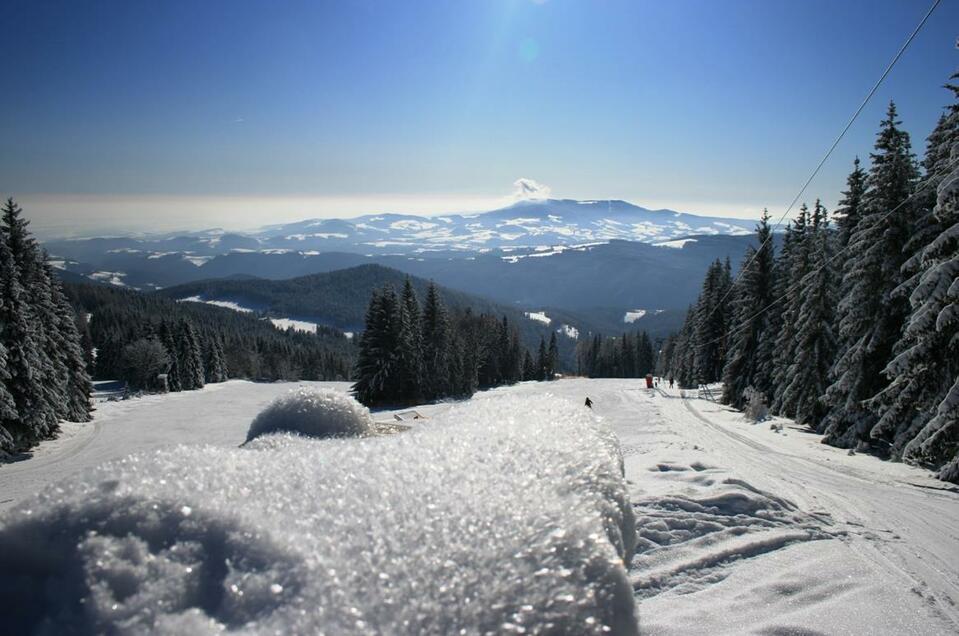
[0,393,638,635]
[245,386,373,441]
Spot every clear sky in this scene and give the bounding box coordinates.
[2,0,957,237]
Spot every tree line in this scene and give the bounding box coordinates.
[67,283,355,390]
[353,280,558,406]
[660,76,959,482]
[576,331,657,378]
[0,199,93,456]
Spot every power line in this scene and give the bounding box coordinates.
[690,153,958,351]
[703,0,943,320]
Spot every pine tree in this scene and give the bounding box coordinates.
[636,331,654,376]
[772,205,815,415]
[522,349,536,381]
[204,333,228,383]
[0,231,47,450]
[158,321,182,391]
[546,332,559,380]
[421,282,451,399]
[49,263,93,420]
[177,319,206,390]
[721,210,775,408]
[834,157,867,252]
[779,203,838,427]
[872,75,959,479]
[395,278,423,402]
[536,336,548,381]
[691,259,731,384]
[822,101,919,448]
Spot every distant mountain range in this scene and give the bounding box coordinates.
[45,198,765,340]
[45,198,756,262]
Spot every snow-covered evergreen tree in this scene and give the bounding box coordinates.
[158,321,182,392]
[722,210,775,408]
[771,205,812,415]
[395,278,423,402]
[822,102,919,448]
[204,334,228,384]
[177,319,205,390]
[834,157,867,252]
[0,228,48,451]
[691,259,732,384]
[420,282,451,400]
[779,202,838,427]
[48,262,93,421]
[872,75,959,480]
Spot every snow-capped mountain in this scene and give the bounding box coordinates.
[255,199,755,253]
[45,199,756,261]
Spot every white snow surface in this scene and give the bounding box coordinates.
[180,295,254,313]
[2,379,958,635]
[623,310,647,323]
[246,387,373,441]
[525,311,551,325]
[652,238,698,249]
[0,387,638,635]
[268,317,319,334]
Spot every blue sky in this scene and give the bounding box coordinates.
[1,0,957,236]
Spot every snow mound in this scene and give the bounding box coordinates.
[246,387,373,442]
[0,394,638,635]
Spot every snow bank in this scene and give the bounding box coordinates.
[0,394,638,635]
[246,386,373,441]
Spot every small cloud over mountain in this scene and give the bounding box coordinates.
[513,178,551,201]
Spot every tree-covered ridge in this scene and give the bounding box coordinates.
[159,263,581,369]
[353,279,557,407]
[65,282,355,387]
[660,74,959,482]
[0,199,92,457]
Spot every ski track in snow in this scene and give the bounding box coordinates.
[2,378,958,634]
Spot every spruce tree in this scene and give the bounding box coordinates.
[779,203,838,427]
[769,205,812,414]
[822,101,919,448]
[48,263,93,420]
[421,282,451,399]
[721,210,775,408]
[536,336,548,381]
[522,349,536,381]
[177,319,206,390]
[0,233,47,450]
[546,332,559,380]
[395,278,423,402]
[872,76,959,479]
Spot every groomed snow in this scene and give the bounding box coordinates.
[0,392,638,635]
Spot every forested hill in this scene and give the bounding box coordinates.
[158,264,588,368]
[63,282,355,383]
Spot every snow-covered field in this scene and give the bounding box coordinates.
[2,379,958,634]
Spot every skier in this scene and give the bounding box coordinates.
[669,377,674,389]
[584,396,593,409]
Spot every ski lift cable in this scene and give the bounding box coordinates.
[690,153,958,351]
[702,0,943,322]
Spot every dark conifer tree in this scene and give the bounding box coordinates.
[822,101,919,448]
[721,210,775,408]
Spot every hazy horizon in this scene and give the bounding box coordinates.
[4,0,957,239]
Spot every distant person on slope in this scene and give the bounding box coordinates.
[584,397,593,409]
[669,377,674,389]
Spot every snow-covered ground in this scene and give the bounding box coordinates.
[2,379,958,634]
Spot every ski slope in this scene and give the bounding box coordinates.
[1,378,957,634]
